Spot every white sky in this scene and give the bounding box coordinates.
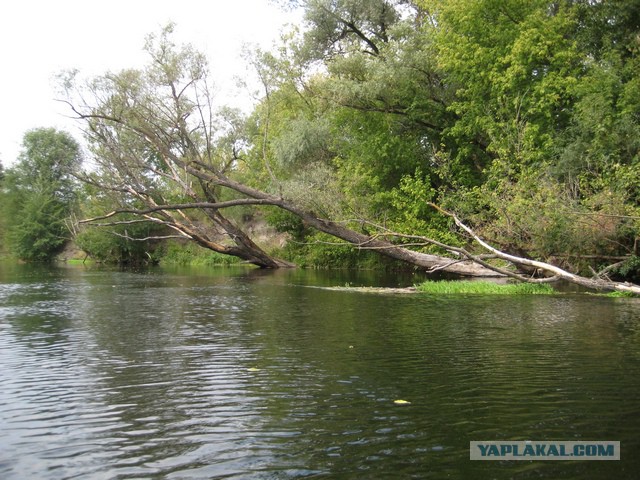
[0,0,301,166]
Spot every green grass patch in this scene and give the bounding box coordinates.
[62,258,95,265]
[416,280,556,295]
[605,290,637,298]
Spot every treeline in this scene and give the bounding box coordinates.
[0,128,235,265]
[1,0,639,282]
[249,0,639,278]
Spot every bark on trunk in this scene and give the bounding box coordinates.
[203,208,294,268]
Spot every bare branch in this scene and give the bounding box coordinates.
[80,198,280,224]
[108,231,188,242]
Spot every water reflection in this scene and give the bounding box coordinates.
[0,264,638,479]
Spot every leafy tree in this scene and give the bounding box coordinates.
[58,11,640,289]
[3,128,81,261]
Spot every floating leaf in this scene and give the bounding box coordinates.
[247,367,261,372]
[393,399,411,405]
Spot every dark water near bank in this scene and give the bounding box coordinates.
[0,264,638,479]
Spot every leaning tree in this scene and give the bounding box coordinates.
[60,25,640,293]
[60,25,493,275]
[62,25,297,268]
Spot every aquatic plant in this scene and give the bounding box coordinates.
[416,280,555,295]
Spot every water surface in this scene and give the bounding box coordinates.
[0,264,638,479]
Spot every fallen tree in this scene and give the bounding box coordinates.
[77,158,640,292]
[426,205,640,295]
[77,175,500,277]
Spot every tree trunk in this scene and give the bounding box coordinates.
[285,209,499,276]
[196,181,294,268]
[203,207,294,268]
[198,170,501,276]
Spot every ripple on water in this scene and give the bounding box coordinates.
[0,270,639,479]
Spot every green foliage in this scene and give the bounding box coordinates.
[332,109,427,191]
[301,0,402,60]
[159,241,242,266]
[263,207,394,269]
[74,222,163,265]
[416,280,555,295]
[277,232,395,269]
[272,116,333,169]
[72,178,167,265]
[428,0,581,168]
[554,41,640,201]
[264,207,309,242]
[610,256,640,283]
[464,168,638,273]
[16,127,81,201]
[7,192,68,261]
[0,161,6,255]
[385,170,461,250]
[2,128,81,261]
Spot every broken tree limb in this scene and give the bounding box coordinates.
[429,203,640,295]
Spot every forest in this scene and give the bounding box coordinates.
[0,0,639,292]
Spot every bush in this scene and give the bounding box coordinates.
[159,240,242,266]
[75,223,163,265]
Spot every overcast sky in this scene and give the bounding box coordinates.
[0,0,300,166]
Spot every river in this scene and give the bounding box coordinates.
[0,263,638,479]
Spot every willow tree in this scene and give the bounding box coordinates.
[60,24,501,275]
[62,25,296,268]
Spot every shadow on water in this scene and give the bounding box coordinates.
[0,263,639,479]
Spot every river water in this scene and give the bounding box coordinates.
[0,263,638,479]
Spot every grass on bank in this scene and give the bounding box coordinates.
[416,280,556,295]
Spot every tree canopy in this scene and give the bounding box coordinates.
[47,1,640,291]
[0,128,81,261]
